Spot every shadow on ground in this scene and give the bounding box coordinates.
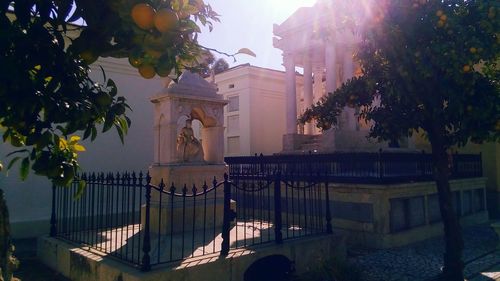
[13,257,70,281]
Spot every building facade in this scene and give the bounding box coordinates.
[214,64,303,156]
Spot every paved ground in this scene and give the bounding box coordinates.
[348,224,500,281]
[12,224,500,281]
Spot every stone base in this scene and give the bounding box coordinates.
[491,221,500,250]
[487,190,500,219]
[143,199,236,235]
[149,163,228,187]
[37,233,346,281]
[281,134,310,152]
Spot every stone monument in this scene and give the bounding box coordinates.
[144,72,230,235]
[149,71,228,188]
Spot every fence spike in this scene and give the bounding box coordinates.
[170,182,176,193]
[138,172,143,185]
[182,184,188,195]
[192,184,197,195]
[203,181,208,191]
[132,172,137,184]
[159,179,165,191]
[212,176,217,187]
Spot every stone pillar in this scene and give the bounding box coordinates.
[325,42,337,95]
[201,126,225,164]
[303,54,314,135]
[342,48,356,130]
[312,66,324,135]
[313,67,323,103]
[284,53,297,135]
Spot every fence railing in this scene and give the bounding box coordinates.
[225,151,483,184]
[50,171,332,271]
[50,152,482,270]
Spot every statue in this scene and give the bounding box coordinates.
[176,118,204,162]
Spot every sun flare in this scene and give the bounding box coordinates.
[267,0,316,17]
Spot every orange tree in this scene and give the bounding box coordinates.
[0,1,218,280]
[0,0,219,185]
[301,0,499,280]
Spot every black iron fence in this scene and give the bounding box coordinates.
[50,152,482,270]
[225,151,483,183]
[50,171,332,271]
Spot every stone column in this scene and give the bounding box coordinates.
[303,54,314,135]
[313,67,323,103]
[284,53,297,135]
[201,126,225,164]
[325,42,337,95]
[342,48,356,130]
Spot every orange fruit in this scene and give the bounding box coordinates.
[469,47,477,54]
[128,55,143,68]
[131,3,156,30]
[437,20,444,28]
[154,9,178,33]
[463,65,471,72]
[138,64,156,79]
[440,14,447,21]
[80,50,97,65]
[436,10,443,17]
[145,48,162,59]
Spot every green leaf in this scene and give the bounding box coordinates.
[6,149,29,157]
[237,48,256,57]
[20,157,30,181]
[73,144,86,152]
[7,157,22,170]
[115,124,124,144]
[91,127,97,141]
[102,114,114,133]
[73,180,87,199]
[69,135,81,144]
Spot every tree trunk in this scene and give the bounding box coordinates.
[431,141,464,281]
[0,189,16,281]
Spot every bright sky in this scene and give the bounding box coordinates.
[197,0,316,71]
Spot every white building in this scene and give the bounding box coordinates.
[214,64,303,156]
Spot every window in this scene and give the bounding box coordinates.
[228,96,239,112]
[227,137,240,154]
[228,84,235,89]
[227,115,240,134]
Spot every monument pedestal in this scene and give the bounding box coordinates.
[149,163,228,187]
[145,163,231,235]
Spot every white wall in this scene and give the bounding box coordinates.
[0,58,163,238]
[215,65,301,156]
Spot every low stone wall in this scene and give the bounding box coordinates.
[329,177,489,248]
[38,233,346,281]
